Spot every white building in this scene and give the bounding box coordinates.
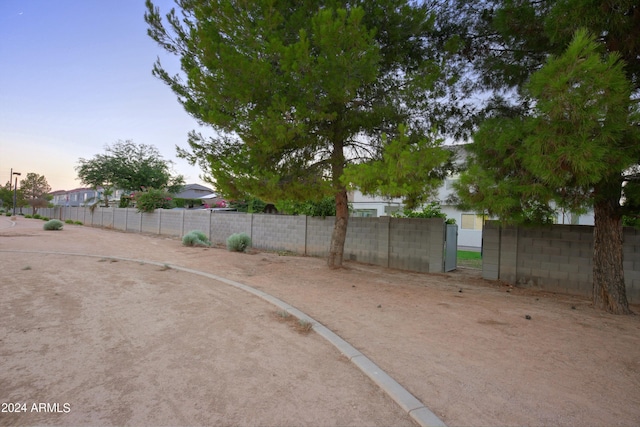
[348,146,594,248]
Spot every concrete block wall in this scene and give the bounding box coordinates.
[483,222,640,303]
[389,218,444,273]
[623,228,640,302]
[209,212,252,245]
[305,217,335,257]
[252,214,306,253]
[158,210,184,237]
[113,209,127,231]
[22,207,449,274]
[498,225,518,284]
[183,210,211,238]
[125,208,142,232]
[482,221,500,280]
[140,211,160,234]
[343,217,383,266]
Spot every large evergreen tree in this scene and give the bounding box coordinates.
[441,0,640,314]
[145,0,452,268]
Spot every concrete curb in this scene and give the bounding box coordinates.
[1,250,447,427]
[0,217,17,229]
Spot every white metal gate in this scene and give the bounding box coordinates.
[444,224,458,272]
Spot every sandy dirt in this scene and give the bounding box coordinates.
[1,217,639,426]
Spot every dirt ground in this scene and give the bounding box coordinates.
[1,218,639,426]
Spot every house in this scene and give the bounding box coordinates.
[173,183,215,199]
[49,187,125,207]
[172,183,227,208]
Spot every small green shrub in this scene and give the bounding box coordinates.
[74,221,83,225]
[33,214,42,219]
[226,233,251,252]
[43,219,64,230]
[41,217,50,221]
[182,230,211,247]
[65,219,74,224]
[5,212,11,216]
[24,214,33,218]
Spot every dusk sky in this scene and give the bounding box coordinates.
[0,0,212,192]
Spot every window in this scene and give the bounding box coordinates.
[461,214,485,230]
[384,205,401,215]
[352,209,377,218]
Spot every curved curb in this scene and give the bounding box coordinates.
[1,249,447,427]
[0,217,17,229]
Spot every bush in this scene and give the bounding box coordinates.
[43,219,64,230]
[226,233,252,252]
[182,230,211,247]
[393,201,456,224]
[33,214,42,219]
[41,217,50,221]
[65,219,74,224]
[74,221,83,225]
[24,214,33,218]
[135,188,175,213]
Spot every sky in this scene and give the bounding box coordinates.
[0,0,213,192]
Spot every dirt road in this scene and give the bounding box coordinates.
[1,218,639,426]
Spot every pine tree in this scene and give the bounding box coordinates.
[448,0,640,314]
[145,0,450,267]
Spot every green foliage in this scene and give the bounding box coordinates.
[393,201,456,224]
[20,173,51,215]
[173,198,202,209]
[119,195,131,208]
[135,188,175,213]
[33,213,42,219]
[275,197,336,217]
[41,217,49,221]
[457,250,482,269]
[146,0,449,267]
[229,197,267,213]
[74,221,83,225]
[226,233,252,253]
[182,230,211,247]
[24,214,32,218]
[0,183,13,209]
[43,219,64,230]
[65,219,74,224]
[455,30,639,224]
[343,126,453,209]
[76,140,185,195]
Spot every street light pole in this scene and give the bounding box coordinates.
[12,171,21,218]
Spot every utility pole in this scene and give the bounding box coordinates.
[12,171,21,218]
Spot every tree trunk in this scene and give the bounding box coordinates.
[592,186,632,314]
[327,188,349,268]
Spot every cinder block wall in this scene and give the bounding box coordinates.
[158,210,183,237]
[183,210,211,238]
[209,212,252,244]
[251,214,306,253]
[481,222,500,280]
[344,217,384,265]
[389,218,445,273]
[624,229,640,301]
[141,211,160,234]
[483,221,640,303]
[305,216,335,257]
[125,208,142,232]
[27,207,448,274]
